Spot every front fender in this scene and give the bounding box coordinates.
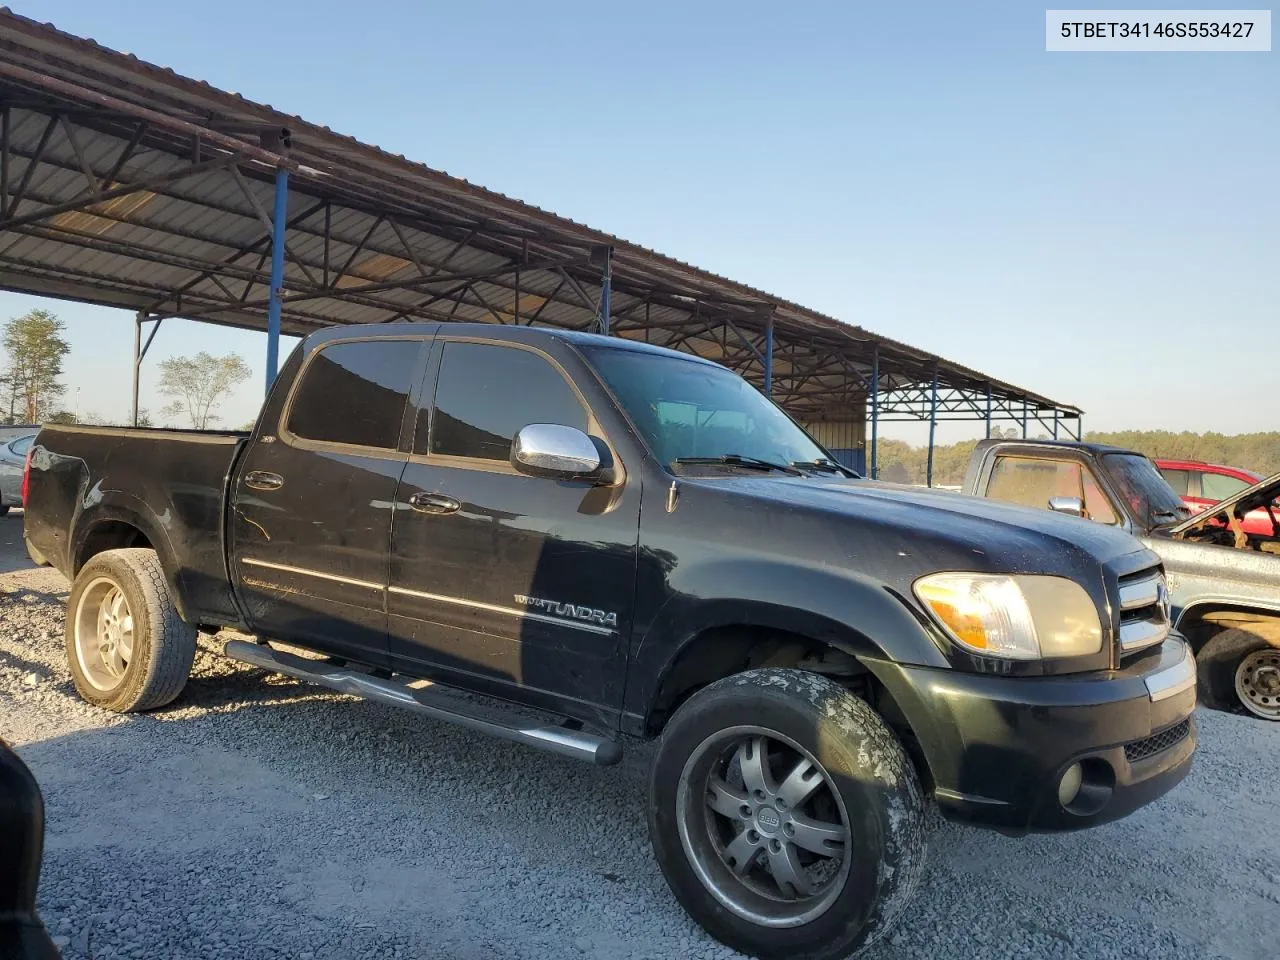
[626,555,948,721]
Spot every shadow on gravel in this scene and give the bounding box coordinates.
[0,648,60,684]
[1,585,68,605]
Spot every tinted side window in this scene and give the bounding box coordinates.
[1158,468,1191,496]
[1201,471,1249,501]
[286,340,420,450]
[426,342,587,460]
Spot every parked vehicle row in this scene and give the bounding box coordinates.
[23,324,1198,960]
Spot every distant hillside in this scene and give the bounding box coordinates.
[873,430,1280,487]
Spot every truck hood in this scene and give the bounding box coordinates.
[695,474,1154,575]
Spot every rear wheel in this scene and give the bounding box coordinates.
[65,548,196,712]
[649,668,925,960]
[1198,628,1280,721]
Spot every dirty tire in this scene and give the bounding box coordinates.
[1197,628,1279,719]
[648,668,925,960]
[65,548,197,713]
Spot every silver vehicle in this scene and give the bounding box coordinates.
[0,431,34,515]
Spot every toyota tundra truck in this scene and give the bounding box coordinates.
[23,323,1196,960]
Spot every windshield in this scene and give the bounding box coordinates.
[585,346,830,470]
[1104,453,1189,525]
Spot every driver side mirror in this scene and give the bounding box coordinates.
[511,424,602,481]
[1048,496,1086,518]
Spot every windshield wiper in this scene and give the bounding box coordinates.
[790,458,847,475]
[671,455,803,476]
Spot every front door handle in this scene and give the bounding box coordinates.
[409,492,461,515]
[244,471,284,491]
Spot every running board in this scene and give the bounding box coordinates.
[222,639,622,766]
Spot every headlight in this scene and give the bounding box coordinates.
[913,573,1103,660]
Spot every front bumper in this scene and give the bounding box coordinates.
[868,637,1197,835]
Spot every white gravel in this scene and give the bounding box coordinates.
[1,514,1277,960]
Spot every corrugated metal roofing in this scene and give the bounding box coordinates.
[0,8,1080,425]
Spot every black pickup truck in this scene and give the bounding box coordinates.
[24,324,1196,960]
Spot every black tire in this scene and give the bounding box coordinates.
[64,548,197,712]
[648,668,925,960]
[0,503,9,517]
[1198,628,1280,720]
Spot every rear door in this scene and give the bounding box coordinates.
[230,336,429,664]
[386,336,640,723]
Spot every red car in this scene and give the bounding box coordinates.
[1155,459,1273,536]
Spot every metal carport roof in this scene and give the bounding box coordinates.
[0,8,1081,463]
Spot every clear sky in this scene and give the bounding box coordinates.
[4,1,1276,442]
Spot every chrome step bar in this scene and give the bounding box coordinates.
[222,639,623,766]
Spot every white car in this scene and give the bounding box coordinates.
[0,432,34,515]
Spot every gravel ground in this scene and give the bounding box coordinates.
[1,512,1277,960]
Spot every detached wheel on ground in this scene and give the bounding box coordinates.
[65,548,197,713]
[648,668,925,960]
[1197,628,1280,721]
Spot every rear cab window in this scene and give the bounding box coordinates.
[285,339,423,451]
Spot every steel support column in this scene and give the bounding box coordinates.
[131,313,164,427]
[764,315,774,397]
[1021,399,1028,439]
[926,369,939,487]
[869,346,879,478]
[985,385,993,438]
[592,244,613,335]
[265,167,289,391]
[130,312,142,428]
[1053,410,1059,439]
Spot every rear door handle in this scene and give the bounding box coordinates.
[244,471,284,491]
[409,492,461,515]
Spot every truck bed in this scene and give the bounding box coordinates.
[24,424,249,627]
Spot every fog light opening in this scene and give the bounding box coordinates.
[1057,762,1083,807]
[1060,757,1115,816]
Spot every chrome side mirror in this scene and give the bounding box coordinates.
[511,424,602,480]
[1048,496,1086,518]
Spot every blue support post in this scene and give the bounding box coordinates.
[926,370,939,487]
[985,385,992,438]
[763,315,774,397]
[1021,399,1028,439]
[1053,410,1059,439]
[869,345,879,479]
[265,167,289,392]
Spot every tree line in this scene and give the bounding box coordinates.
[874,428,1280,487]
[1,308,249,428]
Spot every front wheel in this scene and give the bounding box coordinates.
[1198,628,1280,721]
[65,548,197,713]
[648,669,925,960]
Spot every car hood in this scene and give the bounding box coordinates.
[693,474,1154,574]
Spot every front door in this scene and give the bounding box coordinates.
[387,337,640,723]
[230,336,428,664]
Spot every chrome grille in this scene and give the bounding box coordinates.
[1116,568,1171,657]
